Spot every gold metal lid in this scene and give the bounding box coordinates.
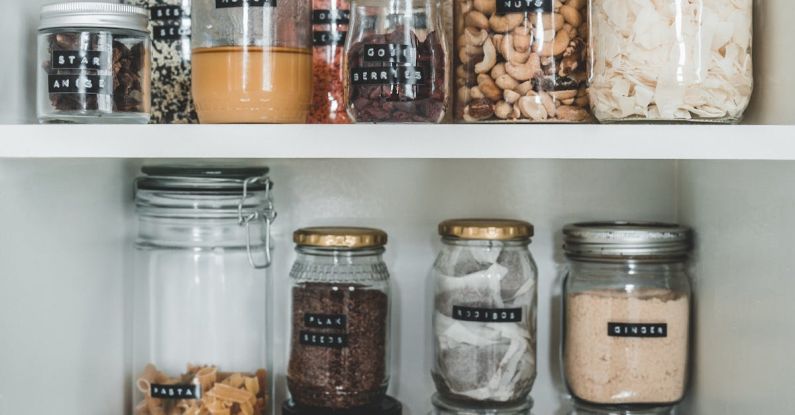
[293,227,388,249]
[438,219,534,241]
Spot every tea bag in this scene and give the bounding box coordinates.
[435,263,508,317]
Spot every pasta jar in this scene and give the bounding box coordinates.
[344,0,449,123]
[309,0,351,123]
[192,0,312,123]
[562,222,693,412]
[454,0,591,123]
[589,0,753,123]
[37,2,152,124]
[133,166,276,415]
[128,0,197,123]
[432,219,537,411]
[287,227,392,410]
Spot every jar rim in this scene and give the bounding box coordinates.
[438,218,534,241]
[294,227,388,249]
[563,221,692,260]
[39,2,148,32]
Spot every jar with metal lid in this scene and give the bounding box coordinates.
[562,222,693,412]
[37,2,152,123]
[192,0,312,123]
[589,0,753,122]
[431,219,537,411]
[287,227,392,410]
[132,166,276,415]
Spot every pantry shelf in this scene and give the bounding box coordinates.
[0,124,793,159]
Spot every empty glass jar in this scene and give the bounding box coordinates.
[432,219,537,411]
[562,222,693,412]
[192,0,312,123]
[287,227,391,410]
[132,166,276,415]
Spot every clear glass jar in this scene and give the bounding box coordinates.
[192,0,312,123]
[562,222,693,412]
[344,0,449,123]
[454,0,591,122]
[132,166,276,415]
[309,0,351,124]
[37,2,152,124]
[287,227,391,410]
[432,219,537,410]
[128,0,197,123]
[589,0,753,123]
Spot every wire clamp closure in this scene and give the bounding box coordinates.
[238,176,277,269]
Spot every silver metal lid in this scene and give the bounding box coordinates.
[563,221,692,260]
[39,2,148,32]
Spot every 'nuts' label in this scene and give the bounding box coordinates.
[300,331,348,348]
[313,30,347,46]
[48,75,112,94]
[496,0,553,14]
[313,9,350,24]
[304,313,347,329]
[215,0,276,8]
[52,51,108,70]
[150,5,185,21]
[608,323,668,338]
[150,384,201,400]
[363,44,416,63]
[350,65,426,86]
[453,306,523,323]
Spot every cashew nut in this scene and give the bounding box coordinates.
[465,11,489,30]
[477,74,502,101]
[556,105,590,121]
[517,95,548,120]
[566,0,586,10]
[488,13,524,33]
[504,53,542,81]
[504,89,521,104]
[494,101,514,119]
[560,6,581,27]
[495,74,519,90]
[512,27,533,51]
[457,86,471,105]
[550,89,577,101]
[470,86,485,99]
[490,62,506,78]
[531,12,565,29]
[500,34,531,64]
[474,37,497,74]
[516,81,533,95]
[538,91,556,117]
[535,29,570,57]
[465,27,489,46]
[473,0,496,16]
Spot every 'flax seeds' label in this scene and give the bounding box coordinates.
[52,51,108,70]
[363,44,416,63]
[150,384,201,400]
[496,0,553,14]
[350,65,425,86]
[215,0,276,8]
[453,306,523,323]
[304,313,347,329]
[608,323,668,338]
[300,331,348,348]
[48,75,112,94]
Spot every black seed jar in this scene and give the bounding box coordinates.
[37,2,151,124]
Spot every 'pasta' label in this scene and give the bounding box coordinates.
[300,331,348,348]
[608,323,668,338]
[496,0,553,14]
[215,0,276,8]
[304,313,347,329]
[453,306,522,323]
[150,384,201,400]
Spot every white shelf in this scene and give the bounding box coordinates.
[0,124,793,159]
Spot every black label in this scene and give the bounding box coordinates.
[150,384,201,400]
[150,5,185,21]
[216,0,276,8]
[387,13,427,29]
[608,323,668,338]
[304,313,347,329]
[496,0,553,14]
[453,306,523,323]
[51,51,108,70]
[313,30,346,46]
[313,9,350,24]
[350,65,426,86]
[363,44,416,63]
[154,25,191,41]
[48,75,112,94]
[300,331,348,348]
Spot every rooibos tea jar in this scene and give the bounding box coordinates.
[287,227,392,410]
[133,166,276,415]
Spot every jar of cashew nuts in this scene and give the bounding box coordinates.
[454,0,591,123]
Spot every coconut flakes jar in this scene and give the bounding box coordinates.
[588,0,753,123]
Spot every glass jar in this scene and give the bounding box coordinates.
[37,2,152,124]
[132,166,276,415]
[589,0,753,123]
[128,0,197,123]
[562,222,693,411]
[344,0,449,123]
[454,0,591,122]
[192,0,312,123]
[432,219,537,410]
[287,227,391,410]
[309,0,351,124]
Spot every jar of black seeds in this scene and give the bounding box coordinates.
[37,2,151,124]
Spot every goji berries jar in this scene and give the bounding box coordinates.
[454,0,591,122]
[309,0,351,123]
[344,0,449,123]
[132,166,276,415]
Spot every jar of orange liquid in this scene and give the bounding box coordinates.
[192,0,312,124]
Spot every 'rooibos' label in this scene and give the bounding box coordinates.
[48,75,111,94]
[608,323,668,338]
[496,0,553,14]
[52,51,107,70]
[350,65,425,86]
[300,331,348,348]
[150,384,201,400]
[304,313,347,329]
[215,0,276,8]
[453,306,523,323]
[363,44,416,63]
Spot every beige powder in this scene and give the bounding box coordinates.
[565,289,690,405]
